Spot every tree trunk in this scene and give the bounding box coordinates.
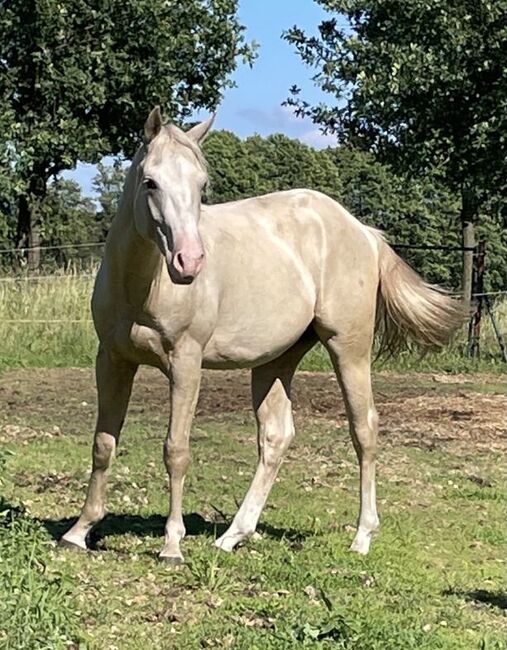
[16,178,45,270]
[461,186,477,308]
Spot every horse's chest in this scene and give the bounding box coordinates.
[109,317,172,370]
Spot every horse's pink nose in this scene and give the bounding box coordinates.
[172,250,205,279]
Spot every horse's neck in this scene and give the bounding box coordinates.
[102,221,163,317]
[107,215,160,276]
[103,164,163,299]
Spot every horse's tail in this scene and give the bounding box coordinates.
[370,229,466,356]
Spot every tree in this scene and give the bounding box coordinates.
[0,0,255,267]
[284,0,507,301]
[93,161,127,239]
[203,130,344,203]
[39,179,98,268]
[244,133,343,201]
[202,130,261,203]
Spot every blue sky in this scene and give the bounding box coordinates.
[207,0,336,144]
[68,0,340,195]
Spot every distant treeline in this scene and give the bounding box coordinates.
[1,130,505,291]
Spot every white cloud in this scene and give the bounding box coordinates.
[297,128,337,149]
[234,104,336,149]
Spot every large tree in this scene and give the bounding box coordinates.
[0,0,254,267]
[39,179,98,268]
[284,0,507,301]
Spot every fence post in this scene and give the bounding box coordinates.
[468,240,486,358]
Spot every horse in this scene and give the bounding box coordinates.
[60,107,463,564]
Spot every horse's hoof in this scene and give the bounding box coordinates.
[58,537,88,552]
[159,554,185,566]
[214,538,235,553]
[349,528,377,555]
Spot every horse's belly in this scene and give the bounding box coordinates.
[202,333,307,369]
[202,298,314,369]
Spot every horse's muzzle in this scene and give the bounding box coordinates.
[169,250,204,284]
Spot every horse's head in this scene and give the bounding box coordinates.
[135,107,213,284]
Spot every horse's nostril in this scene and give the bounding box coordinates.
[176,252,185,270]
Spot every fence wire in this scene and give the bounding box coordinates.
[0,242,505,362]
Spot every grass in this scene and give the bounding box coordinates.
[0,370,504,649]
[0,271,96,369]
[0,453,82,649]
[0,269,506,373]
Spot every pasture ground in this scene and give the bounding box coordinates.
[0,368,505,649]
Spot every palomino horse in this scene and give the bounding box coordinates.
[61,108,463,563]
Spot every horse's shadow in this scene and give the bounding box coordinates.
[443,587,507,611]
[41,511,309,551]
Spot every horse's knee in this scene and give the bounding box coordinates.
[163,439,190,476]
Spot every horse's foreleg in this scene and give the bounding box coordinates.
[159,338,202,564]
[60,348,137,550]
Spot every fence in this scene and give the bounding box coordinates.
[1,239,506,363]
[391,240,507,361]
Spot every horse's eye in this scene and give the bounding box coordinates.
[144,178,158,191]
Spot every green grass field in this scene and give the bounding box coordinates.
[0,367,504,649]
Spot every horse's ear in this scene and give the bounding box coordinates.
[144,106,163,142]
[186,114,215,144]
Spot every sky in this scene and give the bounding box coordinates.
[67,0,340,196]
[203,0,336,145]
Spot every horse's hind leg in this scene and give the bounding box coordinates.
[60,347,137,550]
[323,336,379,554]
[215,336,315,552]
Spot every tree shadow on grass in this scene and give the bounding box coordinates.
[41,512,311,551]
[443,588,507,611]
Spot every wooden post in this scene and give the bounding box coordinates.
[469,240,486,358]
[461,185,476,308]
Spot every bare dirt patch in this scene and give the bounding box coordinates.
[0,367,505,451]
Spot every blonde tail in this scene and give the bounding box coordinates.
[371,230,466,355]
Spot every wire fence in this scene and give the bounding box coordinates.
[0,240,505,361]
[0,242,105,255]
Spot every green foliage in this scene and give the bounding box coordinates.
[203,130,343,202]
[93,160,127,237]
[243,133,343,201]
[0,0,255,252]
[40,179,99,264]
[203,130,261,202]
[284,0,506,201]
